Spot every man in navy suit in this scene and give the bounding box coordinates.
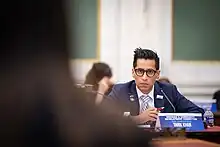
[108,48,204,124]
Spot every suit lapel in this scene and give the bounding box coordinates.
[128,81,140,115]
[154,82,165,112]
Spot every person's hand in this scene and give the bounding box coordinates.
[141,108,158,122]
[132,108,158,124]
[97,77,110,94]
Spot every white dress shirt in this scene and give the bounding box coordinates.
[136,86,155,113]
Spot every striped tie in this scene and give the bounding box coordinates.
[140,95,155,127]
[140,95,152,113]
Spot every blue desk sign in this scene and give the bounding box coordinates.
[155,113,204,132]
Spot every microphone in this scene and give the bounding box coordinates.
[160,89,176,113]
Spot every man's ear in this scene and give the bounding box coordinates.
[132,69,135,78]
[156,70,160,79]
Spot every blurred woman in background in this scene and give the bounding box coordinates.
[158,76,171,84]
[85,62,114,104]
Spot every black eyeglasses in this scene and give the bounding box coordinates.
[134,68,157,77]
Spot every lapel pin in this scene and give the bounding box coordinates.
[156,107,164,112]
[156,95,163,99]
[129,95,135,102]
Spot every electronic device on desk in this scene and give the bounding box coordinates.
[75,83,94,91]
[155,113,205,132]
[194,100,217,113]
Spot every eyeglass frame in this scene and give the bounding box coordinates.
[134,68,158,78]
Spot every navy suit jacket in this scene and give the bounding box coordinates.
[108,80,204,116]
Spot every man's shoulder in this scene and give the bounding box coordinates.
[156,81,176,90]
[112,80,135,91]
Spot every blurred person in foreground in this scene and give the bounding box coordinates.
[84,62,114,104]
[108,48,204,125]
[0,0,152,146]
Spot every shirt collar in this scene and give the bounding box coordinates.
[136,85,154,99]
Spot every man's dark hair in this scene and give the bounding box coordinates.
[133,48,160,70]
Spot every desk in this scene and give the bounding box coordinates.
[186,126,220,144]
[152,139,219,147]
[143,126,220,144]
[214,112,220,126]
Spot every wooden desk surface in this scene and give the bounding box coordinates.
[152,139,220,147]
[214,112,220,116]
[202,126,220,132]
[143,126,220,144]
[214,112,220,126]
[186,126,220,144]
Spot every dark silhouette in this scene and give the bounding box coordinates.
[213,90,220,111]
[1,0,153,147]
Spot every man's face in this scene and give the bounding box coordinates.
[132,59,160,94]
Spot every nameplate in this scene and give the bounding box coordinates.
[155,113,204,131]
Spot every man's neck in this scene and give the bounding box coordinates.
[138,87,152,95]
[136,85,154,97]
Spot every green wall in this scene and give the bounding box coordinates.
[173,0,220,61]
[69,0,98,59]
